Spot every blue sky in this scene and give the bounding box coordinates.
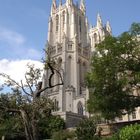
[0,0,140,61]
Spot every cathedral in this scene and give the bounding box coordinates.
[43,0,140,128]
[43,0,112,127]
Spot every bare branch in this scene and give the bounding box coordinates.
[48,62,55,87]
[36,82,63,97]
[20,80,32,97]
[0,105,20,113]
[0,73,21,87]
[39,46,64,97]
[53,67,64,85]
[25,75,34,95]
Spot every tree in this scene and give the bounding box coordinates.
[0,94,25,140]
[0,92,65,140]
[86,23,140,119]
[75,118,98,140]
[0,93,65,140]
[0,50,64,140]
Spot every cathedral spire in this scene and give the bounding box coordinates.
[66,0,73,6]
[106,21,112,35]
[52,0,57,8]
[51,0,57,15]
[59,0,62,6]
[97,13,103,28]
[80,0,86,15]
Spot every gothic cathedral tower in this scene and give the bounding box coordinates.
[43,0,111,127]
[44,0,90,115]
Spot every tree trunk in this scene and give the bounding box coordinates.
[20,110,34,140]
[31,92,40,140]
[2,136,5,140]
[31,100,39,140]
[32,119,39,140]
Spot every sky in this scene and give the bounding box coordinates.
[0,0,140,83]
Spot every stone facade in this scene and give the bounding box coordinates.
[43,0,140,127]
[43,0,111,126]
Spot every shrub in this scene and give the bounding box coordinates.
[119,124,140,140]
[39,115,65,139]
[102,134,119,140]
[52,130,76,140]
[75,118,98,140]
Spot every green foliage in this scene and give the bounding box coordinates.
[75,118,98,140]
[86,23,140,119]
[102,134,119,140]
[39,115,65,139]
[0,119,25,140]
[92,124,140,140]
[0,93,25,139]
[52,130,76,140]
[130,22,140,36]
[0,92,65,139]
[0,114,25,138]
[119,124,140,140]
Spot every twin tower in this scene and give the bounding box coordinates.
[43,0,112,127]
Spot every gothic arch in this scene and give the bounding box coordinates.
[62,11,65,28]
[78,59,82,86]
[94,33,97,43]
[78,58,81,63]
[67,55,72,85]
[68,55,72,59]
[79,17,82,33]
[82,61,87,86]
[55,57,62,86]
[77,101,83,115]
[57,57,62,66]
[49,60,56,86]
[56,14,59,32]
[53,98,59,111]
[83,61,86,66]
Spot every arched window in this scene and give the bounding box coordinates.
[62,11,65,28]
[77,101,83,115]
[56,15,59,32]
[79,60,82,83]
[55,58,62,90]
[68,56,72,85]
[79,17,82,33]
[51,61,56,86]
[94,33,97,43]
[82,62,87,86]
[78,59,82,94]
[54,99,59,111]
[58,57,62,66]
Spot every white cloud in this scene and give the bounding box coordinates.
[0,27,26,46]
[0,26,44,60]
[0,59,43,84]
